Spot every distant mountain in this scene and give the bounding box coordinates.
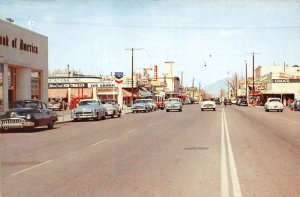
[203,78,227,97]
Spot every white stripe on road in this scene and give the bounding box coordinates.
[10,160,53,176]
[221,109,229,197]
[90,139,110,147]
[222,109,242,197]
[126,129,137,134]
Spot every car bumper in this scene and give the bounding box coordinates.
[0,118,35,130]
[72,113,97,119]
[165,106,182,110]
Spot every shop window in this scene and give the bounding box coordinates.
[8,66,16,109]
[0,64,3,111]
[31,70,41,99]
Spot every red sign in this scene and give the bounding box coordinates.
[154,65,158,81]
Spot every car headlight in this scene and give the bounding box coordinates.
[10,112,17,118]
[26,114,31,119]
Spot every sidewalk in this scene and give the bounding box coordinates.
[56,107,133,124]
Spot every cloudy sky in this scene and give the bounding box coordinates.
[1,0,300,87]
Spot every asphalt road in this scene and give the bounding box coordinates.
[1,104,299,197]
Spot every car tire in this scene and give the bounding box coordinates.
[111,112,115,119]
[74,118,79,122]
[101,115,106,120]
[201,109,203,111]
[166,109,169,112]
[47,121,54,129]
[179,109,182,112]
[214,108,216,111]
[118,113,121,118]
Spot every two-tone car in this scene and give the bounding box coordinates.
[101,99,121,118]
[165,98,183,112]
[201,100,216,111]
[0,100,58,130]
[145,99,158,111]
[264,98,284,112]
[131,99,152,113]
[71,99,107,121]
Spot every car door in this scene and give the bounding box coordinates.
[42,102,52,125]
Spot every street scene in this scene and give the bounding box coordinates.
[0,0,300,197]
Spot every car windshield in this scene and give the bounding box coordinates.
[269,99,281,102]
[134,100,146,104]
[79,100,98,106]
[13,101,40,109]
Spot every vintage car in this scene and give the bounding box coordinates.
[0,100,58,130]
[101,99,121,118]
[264,98,284,112]
[48,97,68,111]
[71,99,107,121]
[165,99,183,112]
[290,100,300,111]
[155,101,165,110]
[131,99,152,113]
[201,100,216,111]
[238,98,248,106]
[145,99,158,111]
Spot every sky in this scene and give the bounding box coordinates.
[1,0,300,87]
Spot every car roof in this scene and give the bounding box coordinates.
[14,99,42,102]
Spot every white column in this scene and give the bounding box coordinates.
[16,67,31,100]
[93,87,97,99]
[117,84,123,109]
[3,64,9,111]
[41,68,48,104]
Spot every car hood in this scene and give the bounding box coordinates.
[132,103,146,107]
[74,105,96,112]
[267,102,283,106]
[0,108,39,119]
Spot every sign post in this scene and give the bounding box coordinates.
[115,72,124,110]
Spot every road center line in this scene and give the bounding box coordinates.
[221,109,229,197]
[10,160,53,176]
[223,110,242,197]
[126,129,137,134]
[90,139,110,147]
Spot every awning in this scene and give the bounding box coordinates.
[139,88,152,98]
[71,88,93,98]
[48,89,68,98]
[122,89,140,98]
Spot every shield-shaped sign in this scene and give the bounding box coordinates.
[115,72,124,79]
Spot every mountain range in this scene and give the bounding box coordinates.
[202,78,227,97]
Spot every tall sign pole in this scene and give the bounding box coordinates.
[252,52,255,99]
[245,61,248,101]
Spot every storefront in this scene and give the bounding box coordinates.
[0,19,48,112]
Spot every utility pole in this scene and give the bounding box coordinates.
[67,64,70,77]
[125,48,142,106]
[245,61,248,101]
[235,73,238,98]
[192,77,195,99]
[198,81,201,101]
[284,61,286,72]
[248,52,260,104]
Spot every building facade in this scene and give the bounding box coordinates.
[0,19,48,112]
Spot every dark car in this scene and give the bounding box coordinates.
[224,99,232,105]
[0,100,58,130]
[215,98,221,105]
[238,98,248,106]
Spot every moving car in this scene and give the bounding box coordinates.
[165,99,183,112]
[0,100,58,130]
[264,98,284,112]
[71,99,107,121]
[201,100,216,111]
[224,99,232,105]
[131,99,152,113]
[101,99,121,118]
[214,98,221,105]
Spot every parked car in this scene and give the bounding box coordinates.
[0,100,58,130]
[290,99,300,111]
[264,98,284,112]
[232,99,238,105]
[145,99,158,111]
[48,97,68,111]
[165,99,183,112]
[238,98,248,106]
[155,100,165,110]
[194,100,199,104]
[71,99,107,121]
[131,99,152,113]
[101,99,121,118]
[201,100,216,111]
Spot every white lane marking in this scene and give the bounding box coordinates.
[223,110,242,197]
[10,160,53,176]
[90,139,110,147]
[221,109,229,197]
[126,129,137,134]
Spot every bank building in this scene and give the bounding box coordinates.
[0,19,48,112]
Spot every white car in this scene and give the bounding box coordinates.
[201,100,216,111]
[264,98,284,112]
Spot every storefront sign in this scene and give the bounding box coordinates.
[48,83,88,88]
[0,34,38,54]
[272,79,300,83]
